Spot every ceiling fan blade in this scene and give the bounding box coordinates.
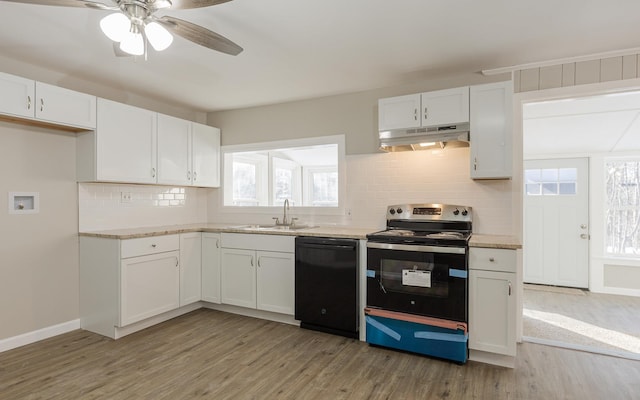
[156,15,242,56]
[0,0,115,10]
[167,0,232,10]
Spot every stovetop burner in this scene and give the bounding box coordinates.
[367,203,473,246]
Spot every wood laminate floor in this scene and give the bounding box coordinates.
[1,309,639,400]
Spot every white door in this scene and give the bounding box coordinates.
[378,93,421,131]
[221,248,256,308]
[192,123,220,187]
[524,158,589,288]
[35,82,96,129]
[202,233,222,303]
[421,86,469,126]
[179,233,202,306]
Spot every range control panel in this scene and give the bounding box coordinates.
[386,203,472,222]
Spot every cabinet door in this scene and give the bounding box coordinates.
[202,233,221,303]
[120,251,180,326]
[469,269,516,356]
[378,94,421,131]
[179,233,202,306]
[191,122,220,187]
[470,81,513,179]
[421,87,469,127]
[35,82,96,129]
[0,71,35,119]
[96,98,157,184]
[256,250,294,315]
[157,114,192,185]
[221,248,256,308]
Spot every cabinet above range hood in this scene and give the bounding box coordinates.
[379,122,470,152]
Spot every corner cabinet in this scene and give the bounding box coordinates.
[468,247,517,367]
[157,114,221,187]
[202,233,222,304]
[0,71,96,130]
[469,81,513,179]
[220,233,295,315]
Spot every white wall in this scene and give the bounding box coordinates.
[79,183,209,231]
[208,148,514,235]
[0,121,79,340]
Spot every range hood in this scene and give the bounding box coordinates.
[379,122,470,152]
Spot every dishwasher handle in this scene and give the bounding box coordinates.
[296,243,356,251]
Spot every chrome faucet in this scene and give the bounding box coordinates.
[282,199,289,225]
[273,199,293,226]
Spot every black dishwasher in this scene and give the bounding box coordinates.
[295,236,359,339]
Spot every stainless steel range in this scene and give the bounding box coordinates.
[364,203,472,363]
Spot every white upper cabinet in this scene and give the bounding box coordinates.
[378,94,421,131]
[34,82,96,129]
[0,71,35,119]
[421,87,469,127]
[191,122,221,187]
[378,87,469,131]
[157,113,192,186]
[470,81,513,179]
[157,116,221,188]
[0,71,96,129]
[78,98,158,184]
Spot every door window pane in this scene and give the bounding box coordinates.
[525,167,577,196]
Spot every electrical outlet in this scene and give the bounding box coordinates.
[120,192,132,203]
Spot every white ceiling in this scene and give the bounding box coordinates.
[2,0,640,112]
[523,91,640,156]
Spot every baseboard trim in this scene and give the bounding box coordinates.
[523,336,640,361]
[0,319,80,353]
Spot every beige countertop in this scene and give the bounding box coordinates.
[469,234,522,250]
[80,224,521,248]
[79,223,373,240]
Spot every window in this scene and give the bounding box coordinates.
[525,168,577,196]
[222,135,344,211]
[605,159,640,257]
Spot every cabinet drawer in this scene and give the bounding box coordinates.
[469,247,516,273]
[221,233,294,253]
[121,234,180,258]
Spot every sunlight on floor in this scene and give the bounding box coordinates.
[524,308,640,354]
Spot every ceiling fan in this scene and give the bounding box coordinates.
[0,0,243,57]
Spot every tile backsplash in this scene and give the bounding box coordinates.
[79,183,208,231]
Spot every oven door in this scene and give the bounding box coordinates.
[366,242,468,322]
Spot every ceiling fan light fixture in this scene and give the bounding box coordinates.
[100,12,130,42]
[119,28,145,56]
[145,21,174,51]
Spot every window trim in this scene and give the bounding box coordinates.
[220,135,347,216]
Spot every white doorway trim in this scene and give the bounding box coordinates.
[512,76,640,342]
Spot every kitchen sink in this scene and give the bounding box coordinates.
[230,224,317,231]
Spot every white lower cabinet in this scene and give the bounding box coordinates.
[220,233,295,315]
[256,251,295,315]
[80,233,204,339]
[121,251,180,326]
[179,232,202,306]
[468,247,517,364]
[202,233,222,303]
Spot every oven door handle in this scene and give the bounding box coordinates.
[366,241,466,255]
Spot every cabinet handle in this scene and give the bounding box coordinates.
[27,95,31,110]
[508,281,512,296]
[176,257,179,267]
[489,257,495,262]
[40,98,44,112]
[473,157,478,171]
[187,171,191,180]
[250,256,254,267]
[414,108,417,121]
[215,239,219,248]
[424,107,428,120]
[151,244,157,248]
[257,257,261,267]
[193,171,197,181]
[151,167,156,178]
